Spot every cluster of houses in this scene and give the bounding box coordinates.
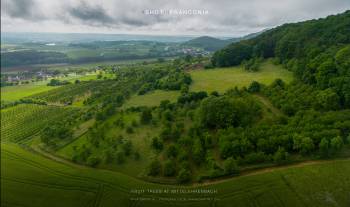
[6,71,52,83]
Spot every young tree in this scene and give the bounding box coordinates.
[116,150,126,164]
[148,159,162,176]
[273,147,289,165]
[293,135,314,155]
[133,151,141,160]
[177,169,191,183]
[151,137,163,151]
[86,155,100,167]
[223,157,239,175]
[248,81,261,93]
[122,140,133,156]
[330,136,344,154]
[319,138,330,158]
[163,160,176,176]
[140,108,153,124]
[192,139,205,165]
[166,144,178,158]
[126,126,134,134]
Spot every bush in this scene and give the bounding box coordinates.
[273,147,289,165]
[330,136,344,154]
[131,120,138,127]
[223,157,239,175]
[122,140,133,156]
[86,156,100,167]
[163,160,176,176]
[319,138,330,158]
[248,81,261,93]
[177,169,191,183]
[243,152,269,164]
[166,144,178,158]
[151,137,163,151]
[293,135,315,155]
[243,57,262,72]
[116,150,126,164]
[140,108,153,124]
[133,151,140,160]
[126,126,134,134]
[148,159,162,176]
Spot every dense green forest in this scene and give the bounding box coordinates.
[212,10,350,109]
[1,50,69,67]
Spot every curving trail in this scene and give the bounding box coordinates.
[2,143,350,207]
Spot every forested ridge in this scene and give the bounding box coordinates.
[212,10,350,108]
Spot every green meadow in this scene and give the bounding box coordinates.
[1,84,54,101]
[1,73,102,102]
[123,90,180,108]
[190,61,293,93]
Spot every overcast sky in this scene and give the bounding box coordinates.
[1,0,350,37]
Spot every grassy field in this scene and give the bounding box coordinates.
[123,90,180,108]
[2,142,350,207]
[1,84,54,101]
[190,61,293,93]
[1,74,99,102]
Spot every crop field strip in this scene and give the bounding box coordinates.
[2,148,129,193]
[3,143,350,207]
[2,149,122,207]
[1,104,80,142]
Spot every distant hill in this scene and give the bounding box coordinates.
[182,36,231,51]
[183,31,265,51]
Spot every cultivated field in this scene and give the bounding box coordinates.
[2,142,350,207]
[1,104,79,143]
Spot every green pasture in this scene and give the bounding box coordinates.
[1,84,53,101]
[0,73,103,102]
[123,90,180,108]
[190,61,293,93]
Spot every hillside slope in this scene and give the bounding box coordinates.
[2,143,350,207]
[212,10,350,108]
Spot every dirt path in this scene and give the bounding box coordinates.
[29,144,350,186]
[31,145,89,169]
[193,158,350,186]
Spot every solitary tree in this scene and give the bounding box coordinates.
[141,108,153,124]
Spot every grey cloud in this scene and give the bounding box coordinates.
[67,1,114,26]
[65,1,170,28]
[1,0,350,36]
[2,0,42,20]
